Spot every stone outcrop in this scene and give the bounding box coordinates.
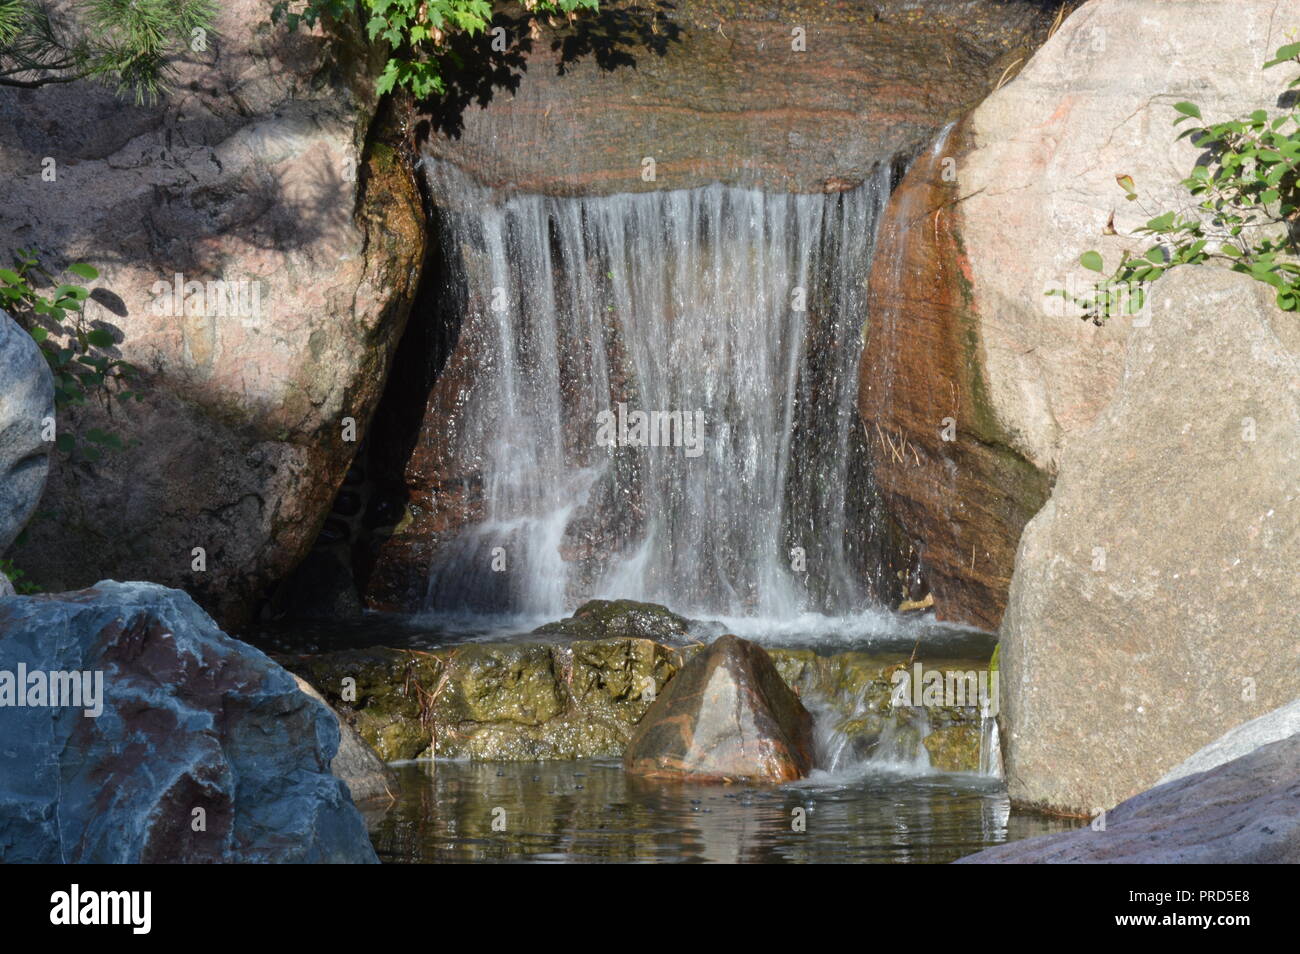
[860,0,1288,629]
[293,674,396,802]
[0,309,54,555]
[0,581,377,863]
[421,0,1068,196]
[999,268,1300,816]
[1,2,425,626]
[1158,699,1300,787]
[957,733,1300,864]
[275,599,992,770]
[624,635,815,782]
[282,636,683,762]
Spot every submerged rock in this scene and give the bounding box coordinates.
[623,635,815,782]
[292,675,396,803]
[0,308,53,556]
[957,733,1300,864]
[0,582,377,863]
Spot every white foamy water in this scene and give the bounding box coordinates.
[417,161,894,622]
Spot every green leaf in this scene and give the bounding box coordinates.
[1173,101,1202,120]
[1080,251,1104,273]
[85,329,115,348]
[1264,41,1300,68]
[66,263,99,281]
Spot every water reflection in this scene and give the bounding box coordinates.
[366,760,1078,864]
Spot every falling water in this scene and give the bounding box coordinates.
[419,161,893,621]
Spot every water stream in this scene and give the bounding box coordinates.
[418,161,893,621]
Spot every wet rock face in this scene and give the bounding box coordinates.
[623,635,815,782]
[0,3,425,627]
[957,734,1300,864]
[277,599,991,771]
[860,0,1286,630]
[0,309,53,555]
[420,0,1069,195]
[0,582,377,863]
[998,269,1300,817]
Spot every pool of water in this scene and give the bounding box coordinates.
[363,759,1081,864]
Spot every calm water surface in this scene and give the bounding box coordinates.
[364,759,1080,864]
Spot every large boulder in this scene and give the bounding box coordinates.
[860,0,1285,629]
[999,268,1300,816]
[623,634,815,782]
[957,733,1300,864]
[0,2,425,627]
[0,309,54,554]
[0,581,377,863]
[422,0,1066,195]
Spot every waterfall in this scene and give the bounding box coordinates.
[417,161,893,621]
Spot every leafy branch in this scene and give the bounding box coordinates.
[271,0,600,98]
[1050,38,1300,321]
[0,249,142,461]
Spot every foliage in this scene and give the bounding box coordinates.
[0,557,40,595]
[0,0,213,103]
[272,0,600,97]
[1050,39,1300,322]
[0,249,141,460]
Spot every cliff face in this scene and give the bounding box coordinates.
[1,2,425,627]
[859,123,1051,633]
[860,0,1288,629]
[419,0,1069,195]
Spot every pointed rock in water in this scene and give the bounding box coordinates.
[623,635,815,783]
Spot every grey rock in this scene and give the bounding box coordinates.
[0,1,424,628]
[1159,699,1300,786]
[0,571,13,598]
[999,268,1300,816]
[957,734,1300,864]
[292,675,396,803]
[0,581,377,863]
[0,308,53,554]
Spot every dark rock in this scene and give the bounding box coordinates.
[956,734,1300,864]
[0,582,377,863]
[532,599,693,642]
[623,634,815,782]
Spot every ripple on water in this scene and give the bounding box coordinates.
[364,759,1080,864]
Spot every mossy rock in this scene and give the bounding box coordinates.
[923,724,982,772]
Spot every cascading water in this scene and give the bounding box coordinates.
[418,160,894,623]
